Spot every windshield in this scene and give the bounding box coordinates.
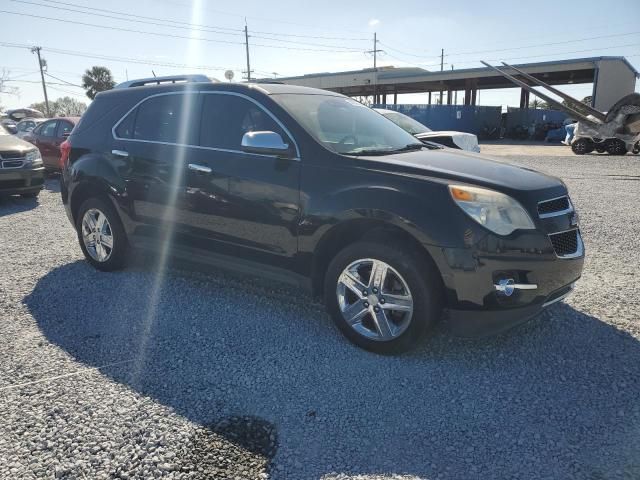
[273,94,423,155]
[378,110,431,135]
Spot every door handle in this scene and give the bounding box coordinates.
[188,163,212,174]
[111,149,129,157]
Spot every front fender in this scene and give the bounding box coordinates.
[299,178,475,257]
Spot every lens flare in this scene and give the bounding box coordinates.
[132,0,204,383]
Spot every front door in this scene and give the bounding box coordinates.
[189,92,301,268]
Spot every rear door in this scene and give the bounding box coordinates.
[111,91,202,246]
[35,120,59,169]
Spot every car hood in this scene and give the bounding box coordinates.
[0,134,36,154]
[363,148,563,194]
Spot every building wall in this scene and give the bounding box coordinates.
[593,59,637,111]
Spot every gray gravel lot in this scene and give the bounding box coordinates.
[0,153,639,480]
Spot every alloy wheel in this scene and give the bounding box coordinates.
[336,258,413,341]
[81,208,114,262]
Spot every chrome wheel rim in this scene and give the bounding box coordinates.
[336,258,413,341]
[81,208,114,262]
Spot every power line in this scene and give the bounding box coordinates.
[155,0,371,36]
[0,10,364,52]
[381,41,640,69]
[44,72,82,88]
[380,31,640,65]
[46,84,85,96]
[33,0,370,41]
[7,1,367,50]
[0,41,237,72]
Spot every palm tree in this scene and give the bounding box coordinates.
[82,66,115,100]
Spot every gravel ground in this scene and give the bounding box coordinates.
[0,153,639,480]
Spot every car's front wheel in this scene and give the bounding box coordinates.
[324,241,442,354]
[76,197,127,271]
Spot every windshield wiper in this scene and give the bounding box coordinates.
[389,143,425,153]
[342,149,395,156]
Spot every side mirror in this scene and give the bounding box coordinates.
[62,132,71,138]
[241,131,292,158]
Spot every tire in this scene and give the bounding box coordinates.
[605,138,627,156]
[571,138,593,155]
[324,241,442,354]
[20,191,39,198]
[75,196,128,271]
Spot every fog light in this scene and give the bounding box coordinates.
[494,278,538,296]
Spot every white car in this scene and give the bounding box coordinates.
[15,118,46,139]
[375,108,481,153]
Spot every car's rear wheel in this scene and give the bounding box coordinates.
[324,241,442,354]
[76,197,127,271]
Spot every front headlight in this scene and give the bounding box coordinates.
[25,149,42,167]
[449,185,535,235]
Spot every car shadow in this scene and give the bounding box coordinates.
[0,194,39,215]
[23,260,640,479]
[44,177,61,193]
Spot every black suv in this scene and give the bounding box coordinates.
[61,77,584,353]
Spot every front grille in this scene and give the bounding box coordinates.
[1,160,24,169]
[538,196,570,217]
[0,151,25,160]
[549,229,579,257]
[0,179,26,189]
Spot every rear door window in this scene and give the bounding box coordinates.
[57,120,74,138]
[129,93,199,144]
[199,94,289,150]
[39,120,58,137]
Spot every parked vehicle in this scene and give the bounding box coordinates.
[61,78,584,353]
[15,118,46,139]
[1,119,18,135]
[23,117,79,172]
[0,124,45,198]
[374,108,481,153]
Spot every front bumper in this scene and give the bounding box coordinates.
[429,227,585,337]
[0,166,45,195]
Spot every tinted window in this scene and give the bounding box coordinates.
[199,94,288,150]
[57,120,74,137]
[132,93,198,143]
[40,121,58,137]
[115,110,135,139]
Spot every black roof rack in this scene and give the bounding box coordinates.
[114,74,217,89]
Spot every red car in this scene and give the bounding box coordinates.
[23,117,80,173]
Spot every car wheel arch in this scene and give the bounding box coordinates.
[310,214,443,299]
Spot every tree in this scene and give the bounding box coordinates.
[81,66,115,100]
[29,97,87,117]
[0,69,19,100]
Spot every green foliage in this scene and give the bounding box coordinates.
[81,66,115,100]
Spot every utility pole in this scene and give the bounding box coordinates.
[244,20,252,82]
[366,32,383,104]
[439,48,444,105]
[31,46,50,117]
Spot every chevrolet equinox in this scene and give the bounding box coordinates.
[60,76,584,353]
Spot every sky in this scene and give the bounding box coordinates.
[1,0,639,111]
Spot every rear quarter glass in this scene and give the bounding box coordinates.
[71,96,131,135]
